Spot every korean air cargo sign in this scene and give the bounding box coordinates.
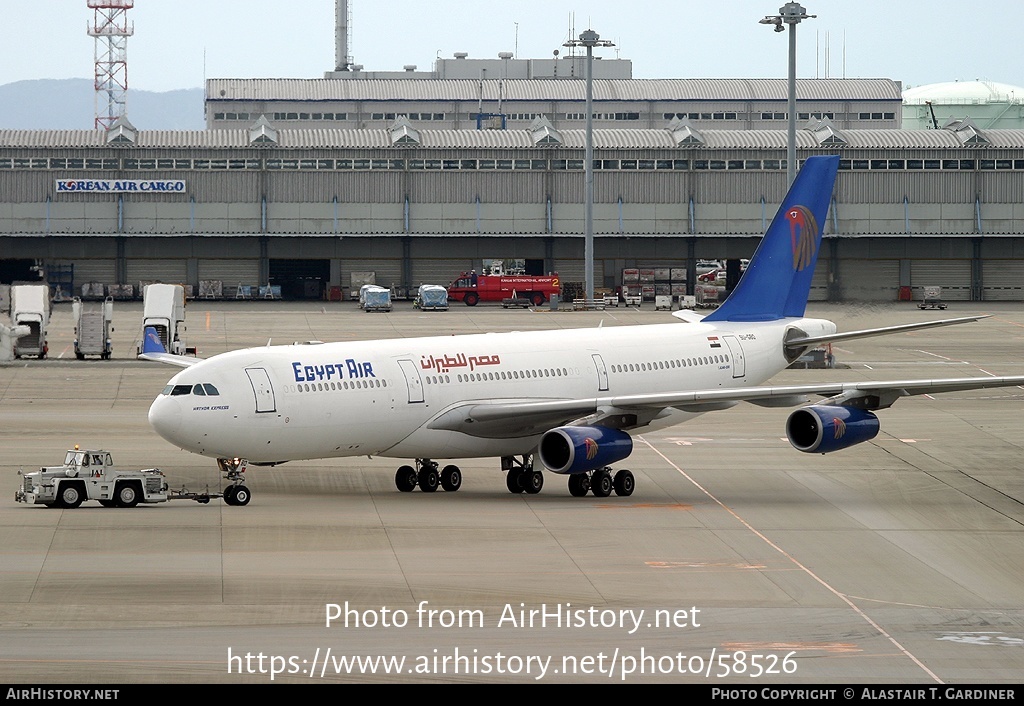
[56,179,186,193]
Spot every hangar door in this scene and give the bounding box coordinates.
[270,259,329,300]
[910,260,971,301]
[841,259,899,302]
[982,260,1024,301]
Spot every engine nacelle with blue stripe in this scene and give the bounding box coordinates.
[786,405,880,453]
[538,426,634,474]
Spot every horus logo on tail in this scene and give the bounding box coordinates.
[788,206,819,271]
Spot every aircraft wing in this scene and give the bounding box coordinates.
[608,375,1024,412]
[138,351,200,368]
[784,315,990,349]
[428,375,1024,436]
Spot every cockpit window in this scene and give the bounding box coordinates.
[165,383,219,396]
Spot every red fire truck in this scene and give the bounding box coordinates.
[447,271,561,306]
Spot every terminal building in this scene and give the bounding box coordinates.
[2,58,1023,303]
[206,71,904,132]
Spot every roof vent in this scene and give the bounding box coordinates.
[389,116,421,145]
[667,116,704,146]
[942,117,990,145]
[248,115,278,145]
[529,116,562,145]
[454,52,468,59]
[105,115,137,145]
[807,116,847,145]
[403,64,417,72]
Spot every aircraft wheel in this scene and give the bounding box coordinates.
[395,465,417,492]
[59,483,85,509]
[591,471,613,498]
[224,485,238,505]
[523,470,544,494]
[232,485,251,506]
[567,473,590,497]
[506,468,524,494]
[440,465,462,492]
[115,482,140,508]
[613,470,635,497]
[418,467,439,493]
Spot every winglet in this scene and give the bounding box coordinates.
[142,326,166,354]
[704,155,840,322]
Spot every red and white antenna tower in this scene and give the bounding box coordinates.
[87,1,134,130]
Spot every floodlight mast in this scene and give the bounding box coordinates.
[563,29,614,304]
[760,3,816,185]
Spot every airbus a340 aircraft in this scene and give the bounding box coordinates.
[143,155,1024,505]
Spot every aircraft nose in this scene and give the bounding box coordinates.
[148,396,182,441]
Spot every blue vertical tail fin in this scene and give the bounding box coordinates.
[703,155,839,322]
[142,326,167,354]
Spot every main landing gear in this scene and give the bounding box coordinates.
[503,455,544,494]
[217,457,251,506]
[395,459,462,493]
[567,468,635,498]
[391,456,636,497]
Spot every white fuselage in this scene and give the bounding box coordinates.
[147,316,835,465]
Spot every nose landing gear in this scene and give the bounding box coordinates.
[217,457,251,506]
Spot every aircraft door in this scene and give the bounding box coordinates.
[397,359,424,403]
[592,354,609,392]
[722,336,746,378]
[245,367,277,413]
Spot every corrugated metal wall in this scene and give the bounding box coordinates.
[910,260,972,300]
[840,259,900,300]
[68,259,117,289]
[982,260,1024,300]
[197,259,261,286]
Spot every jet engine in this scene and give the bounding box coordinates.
[538,426,633,475]
[786,405,879,453]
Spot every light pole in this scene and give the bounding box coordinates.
[760,3,815,186]
[564,29,613,303]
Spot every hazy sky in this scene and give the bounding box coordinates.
[4,0,1022,92]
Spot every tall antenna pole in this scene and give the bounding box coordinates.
[88,0,134,130]
[335,0,353,71]
[565,29,614,304]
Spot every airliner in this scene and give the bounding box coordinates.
[143,155,1024,505]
